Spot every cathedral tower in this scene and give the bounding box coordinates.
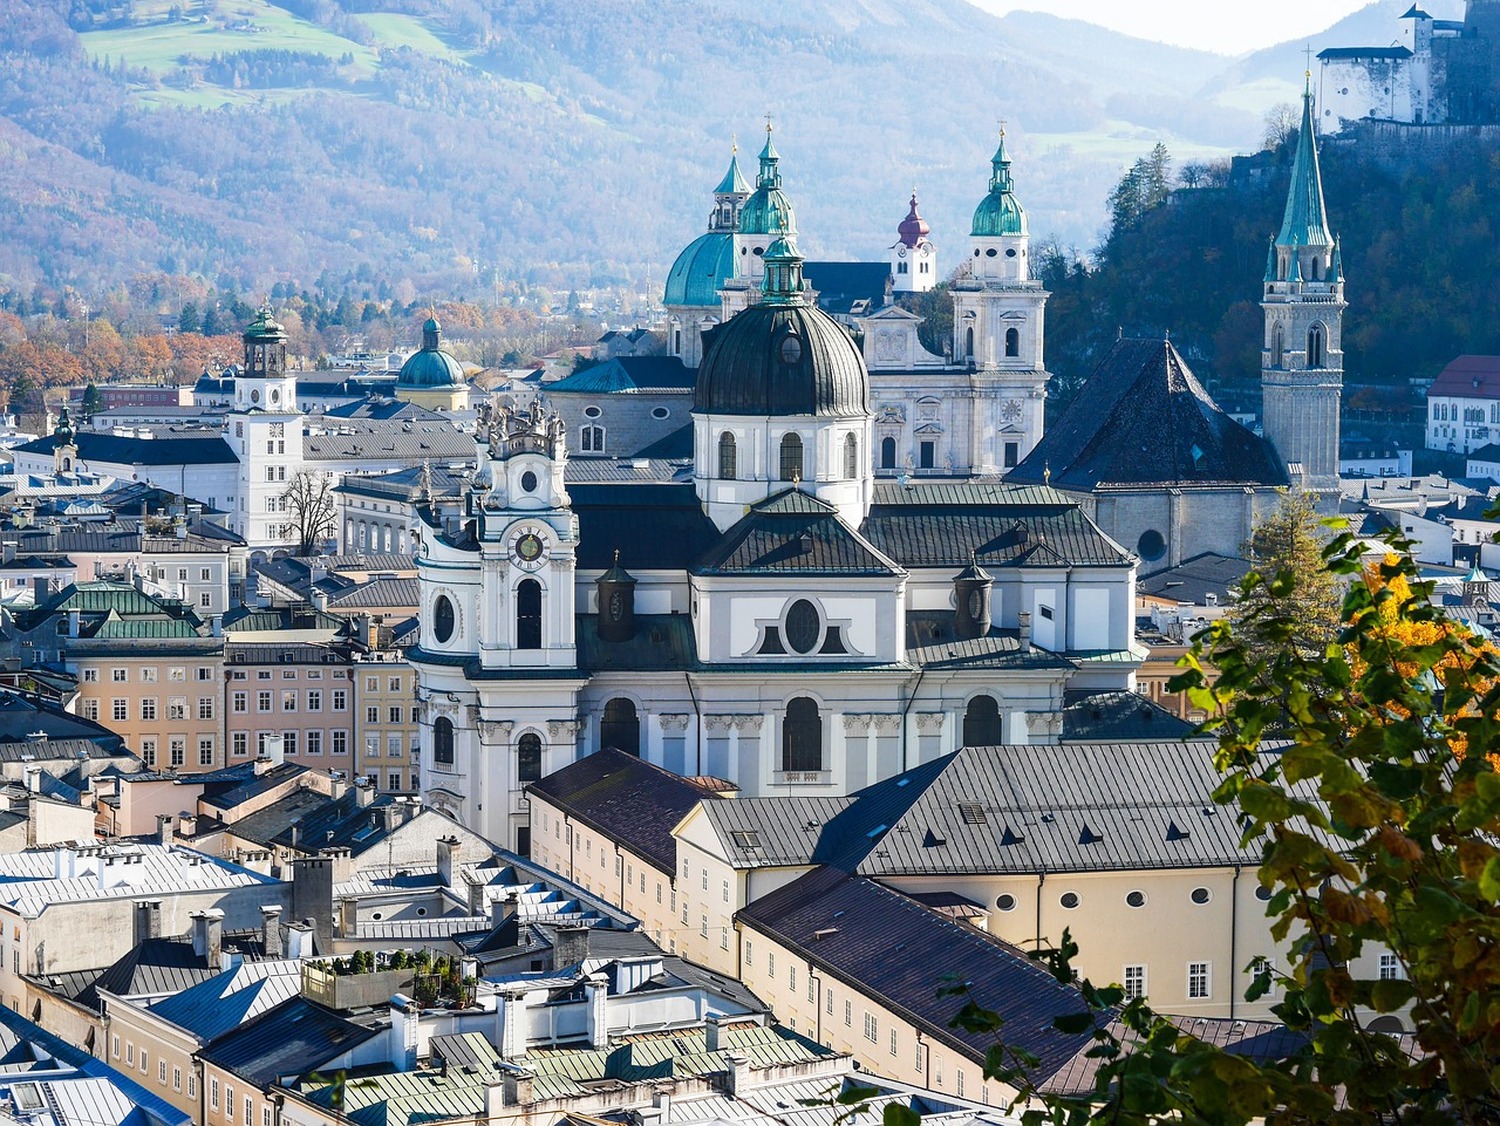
[1261,82,1345,494]
[229,308,304,553]
[890,190,936,294]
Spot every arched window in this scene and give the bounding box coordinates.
[1307,324,1326,369]
[1271,324,1284,368]
[779,433,804,481]
[517,732,542,783]
[843,433,859,479]
[1004,327,1019,357]
[600,697,640,756]
[433,717,454,765]
[718,431,737,479]
[516,579,542,650]
[580,425,605,453]
[962,695,1002,748]
[880,436,897,469]
[965,326,975,360]
[782,697,822,773]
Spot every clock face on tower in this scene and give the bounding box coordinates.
[509,527,549,570]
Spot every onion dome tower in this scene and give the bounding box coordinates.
[396,316,470,411]
[891,189,937,294]
[693,225,873,531]
[1261,77,1345,495]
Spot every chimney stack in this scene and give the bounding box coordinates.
[1018,610,1033,654]
[156,813,174,847]
[261,905,284,958]
[389,994,419,1072]
[133,899,162,945]
[585,972,609,1051]
[190,908,225,970]
[436,836,461,888]
[284,920,314,960]
[551,925,591,970]
[352,777,374,807]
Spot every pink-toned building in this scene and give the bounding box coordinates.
[224,640,356,773]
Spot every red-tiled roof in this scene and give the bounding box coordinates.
[1428,356,1500,400]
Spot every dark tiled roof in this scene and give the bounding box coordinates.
[632,423,694,460]
[322,399,445,421]
[77,937,221,1012]
[202,763,312,814]
[737,869,1094,1085]
[0,689,126,751]
[227,789,399,855]
[546,357,695,393]
[803,261,891,315]
[905,616,1076,671]
[1138,552,1252,604]
[1008,339,1289,490]
[856,741,1264,877]
[576,614,697,673]
[1060,691,1197,741]
[13,432,236,466]
[571,484,721,570]
[525,748,720,873]
[694,490,904,577]
[199,995,381,1087]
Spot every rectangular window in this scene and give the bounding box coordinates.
[890,1029,897,1056]
[141,667,158,683]
[389,772,401,792]
[283,731,297,756]
[226,1087,234,1117]
[1003,441,1019,468]
[306,730,322,755]
[233,691,247,713]
[83,699,99,721]
[919,440,935,469]
[199,737,215,766]
[282,690,297,712]
[113,698,128,721]
[168,697,186,720]
[245,1096,253,1126]
[826,989,833,1015]
[332,730,347,755]
[140,698,157,721]
[211,1079,219,1111]
[141,738,156,767]
[1188,961,1210,1000]
[700,914,708,938]
[1123,964,1146,1001]
[388,733,403,758]
[366,706,379,723]
[200,593,212,608]
[126,1044,133,1066]
[332,689,347,711]
[82,668,99,683]
[789,966,796,993]
[257,691,272,712]
[201,569,212,582]
[307,690,322,712]
[170,739,186,767]
[389,676,402,692]
[388,706,402,724]
[169,667,185,682]
[173,1067,181,1091]
[198,697,214,720]
[767,952,774,977]
[1378,953,1402,980]
[159,1060,167,1083]
[844,1000,852,1026]
[112,668,127,682]
[232,733,248,757]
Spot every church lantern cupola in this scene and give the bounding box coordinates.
[595,550,637,643]
[953,554,994,641]
[891,189,937,294]
[242,307,287,378]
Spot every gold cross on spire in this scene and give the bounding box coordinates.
[765,112,774,135]
[998,116,1007,138]
[731,133,738,154]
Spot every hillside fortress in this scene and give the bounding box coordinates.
[1318,1,1500,128]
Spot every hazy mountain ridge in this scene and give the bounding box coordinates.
[0,0,1384,296]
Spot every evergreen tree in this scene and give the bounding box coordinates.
[178,301,200,334]
[1231,493,1342,665]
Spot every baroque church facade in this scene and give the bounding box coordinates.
[413,107,1344,850]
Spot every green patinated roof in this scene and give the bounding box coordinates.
[242,308,286,342]
[740,125,796,237]
[971,133,1027,237]
[663,230,735,307]
[714,153,750,195]
[1276,91,1333,249]
[397,317,466,389]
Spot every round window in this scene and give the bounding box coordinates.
[1126,890,1147,908]
[250,389,260,404]
[1137,529,1167,562]
[1005,248,1017,258]
[1191,887,1212,905]
[1255,885,1274,902]
[270,389,280,404]
[986,248,998,257]
[433,595,456,643]
[780,336,803,365]
[520,470,538,493]
[752,246,764,256]
[584,406,602,419]
[784,598,820,654]
[996,893,1017,912]
[651,406,670,420]
[416,907,427,917]
[371,912,383,921]
[1060,892,1080,910]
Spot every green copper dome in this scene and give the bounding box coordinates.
[398,317,466,389]
[243,307,287,342]
[739,126,797,237]
[970,134,1027,238]
[664,231,735,307]
[714,153,751,196]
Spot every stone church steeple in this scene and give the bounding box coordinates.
[1261,81,1345,494]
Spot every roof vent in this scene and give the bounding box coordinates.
[1078,824,1103,845]
[958,801,986,825]
[1166,821,1191,841]
[923,829,946,847]
[1000,825,1024,847]
[1040,812,1056,824]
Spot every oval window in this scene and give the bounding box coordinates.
[1060,892,1080,910]
[1126,890,1147,908]
[1191,887,1212,905]
[1255,885,1274,902]
[1006,248,1018,258]
[752,246,764,257]
[651,406,670,420]
[1137,529,1167,562]
[433,595,456,643]
[784,598,820,654]
[780,335,803,365]
[520,470,538,493]
[270,390,280,404]
[986,248,998,257]
[996,893,1017,911]
[584,406,602,419]
[966,589,984,619]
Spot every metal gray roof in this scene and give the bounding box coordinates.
[694,489,904,577]
[856,741,1268,877]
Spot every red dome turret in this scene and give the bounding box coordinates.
[897,191,930,248]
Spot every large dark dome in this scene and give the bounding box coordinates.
[694,302,869,417]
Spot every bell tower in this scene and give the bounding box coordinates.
[1261,80,1345,495]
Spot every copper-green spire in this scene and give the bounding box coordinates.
[971,125,1027,238]
[1276,84,1334,250]
[1329,234,1343,282]
[989,130,1013,194]
[757,121,781,190]
[1264,235,1277,282]
[714,141,750,196]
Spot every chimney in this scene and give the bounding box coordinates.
[290,856,335,948]
[465,874,487,917]
[353,777,374,807]
[190,908,225,970]
[389,994,419,1072]
[261,905,284,958]
[284,920,315,960]
[1,542,14,564]
[501,1069,534,1107]
[327,770,348,801]
[156,813,174,847]
[210,615,223,637]
[1018,610,1033,654]
[133,899,162,944]
[31,577,49,606]
[263,734,285,768]
[491,891,521,932]
[499,988,533,1060]
[552,925,590,970]
[585,972,609,1051]
[66,608,80,638]
[24,767,41,795]
[705,1012,729,1055]
[177,811,197,838]
[338,895,359,939]
[436,836,461,888]
[725,1053,752,1097]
